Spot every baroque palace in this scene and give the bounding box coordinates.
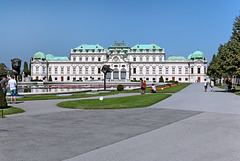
[31,42,207,83]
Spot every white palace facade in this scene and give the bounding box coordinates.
[31,42,207,83]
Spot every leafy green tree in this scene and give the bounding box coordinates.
[49,75,52,81]
[159,76,164,82]
[0,63,7,79]
[0,87,7,108]
[22,61,31,76]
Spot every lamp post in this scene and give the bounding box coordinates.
[101,65,113,90]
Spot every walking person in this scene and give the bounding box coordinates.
[142,80,147,94]
[151,84,156,93]
[140,80,144,94]
[210,79,214,92]
[204,79,208,92]
[1,76,8,97]
[8,76,17,104]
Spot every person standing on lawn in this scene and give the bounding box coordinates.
[142,80,147,94]
[8,76,17,104]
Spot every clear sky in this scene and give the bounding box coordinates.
[0,0,239,69]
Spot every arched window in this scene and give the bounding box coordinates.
[121,68,126,79]
[113,68,119,79]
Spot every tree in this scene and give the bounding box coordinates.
[159,76,164,82]
[22,61,30,77]
[0,87,7,108]
[49,75,52,81]
[0,63,7,79]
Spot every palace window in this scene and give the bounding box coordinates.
[152,67,156,74]
[198,68,201,74]
[146,57,149,62]
[92,57,94,61]
[36,67,39,74]
[153,57,155,62]
[61,67,64,74]
[92,67,95,74]
[185,68,188,74]
[159,68,162,74]
[159,57,162,61]
[166,68,169,74]
[42,67,46,74]
[133,68,136,74]
[85,67,88,74]
[178,68,182,74]
[79,68,82,74]
[140,57,142,62]
[133,57,136,61]
[204,67,206,74]
[98,57,101,61]
[67,67,70,74]
[73,57,76,61]
[172,68,175,74]
[49,67,52,74]
[191,68,194,74]
[140,68,143,74]
[86,57,88,62]
[79,57,82,61]
[98,68,101,74]
[146,68,149,74]
[73,67,76,74]
[55,67,58,74]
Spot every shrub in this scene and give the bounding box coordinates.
[165,80,178,84]
[117,84,124,91]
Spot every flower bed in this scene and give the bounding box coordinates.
[149,83,182,90]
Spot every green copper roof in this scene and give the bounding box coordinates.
[188,50,205,59]
[131,44,162,50]
[108,42,130,50]
[74,44,104,50]
[52,57,69,61]
[187,54,192,59]
[46,54,54,60]
[33,50,46,59]
[167,56,186,61]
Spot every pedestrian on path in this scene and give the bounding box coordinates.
[210,79,214,92]
[204,79,208,92]
[142,80,147,94]
[1,76,8,97]
[8,76,17,104]
[140,80,144,94]
[151,84,156,93]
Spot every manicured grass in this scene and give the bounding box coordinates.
[57,93,171,109]
[6,91,125,101]
[0,107,25,118]
[154,83,191,93]
[216,85,240,96]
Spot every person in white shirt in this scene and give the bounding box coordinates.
[204,79,208,92]
[8,76,17,103]
[210,79,214,92]
[151,84,156,93]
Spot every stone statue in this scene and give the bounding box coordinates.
[11,58,22,81]
[101,65,113,90]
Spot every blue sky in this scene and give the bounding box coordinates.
[0,0,239,69]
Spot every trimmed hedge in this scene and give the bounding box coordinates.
[117,84,124,91]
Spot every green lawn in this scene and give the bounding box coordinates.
[216,84,240,96]
[57,93,171,109]
[0,107,25,118]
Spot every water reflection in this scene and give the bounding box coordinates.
[7,84,139,93]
